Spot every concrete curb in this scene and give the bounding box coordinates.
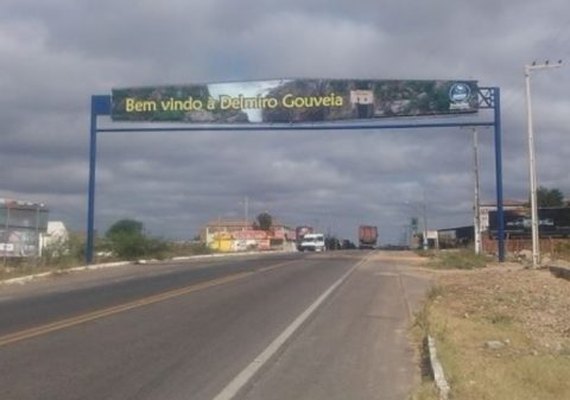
[428,335,450,400]
[169,250,289,262]
[1,250,295,286]
[1,261,132,285]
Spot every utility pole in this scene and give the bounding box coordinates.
[472,128,482,254]
[244,196,249,225]
[422,190,428,251]
[524,60,562,267]
[3,203,9,266]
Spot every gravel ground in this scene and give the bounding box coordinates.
[436,261,570,354]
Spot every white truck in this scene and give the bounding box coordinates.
[298,233,326,252]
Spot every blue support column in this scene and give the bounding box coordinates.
[86,95,111,264]
[493,88,506,262]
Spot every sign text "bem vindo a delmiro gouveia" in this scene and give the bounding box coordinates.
[111,79,479,123]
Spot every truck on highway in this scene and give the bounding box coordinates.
[358,225,378,249]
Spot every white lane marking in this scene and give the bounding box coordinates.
[211,254,371,400]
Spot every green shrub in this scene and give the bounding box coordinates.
[428,250,489,270]
[105,219,171,260]
[41,233,85,268]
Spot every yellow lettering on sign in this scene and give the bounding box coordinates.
[282,93,344,108]
[160,97,203,111]
[125,98,157,112]
[220,95,232,110]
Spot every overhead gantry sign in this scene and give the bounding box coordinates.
[87,78,505,262]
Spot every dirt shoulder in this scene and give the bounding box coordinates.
[440,262,570,352]
[415,259,570,399]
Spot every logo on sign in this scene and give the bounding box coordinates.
[449,83,472,110]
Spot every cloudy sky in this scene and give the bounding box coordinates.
[1,0,569,244]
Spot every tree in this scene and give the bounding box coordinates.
[104,219,168,260]
[256,212,273,231]
[106,219,144,238]
[536,186,565,207]
[105,219,147,259]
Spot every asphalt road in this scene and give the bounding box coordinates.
[0,251,430,400]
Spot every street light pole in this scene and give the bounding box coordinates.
[472,128,482,254]
[524,60,562,268]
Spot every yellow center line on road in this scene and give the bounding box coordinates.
[0,259,299,348]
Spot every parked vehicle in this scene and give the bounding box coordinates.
[358,225,378,249]
[298,233,326,252]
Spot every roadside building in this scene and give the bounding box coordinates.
[438,226,475,249]
[480,200,527,233]
[410,230,440,250]
[200,218,295,252]
[200,218,264,252]
[200,218,252,241]
[39,221,69,255]
[0,198,49,258]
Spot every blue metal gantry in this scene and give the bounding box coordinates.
[87,87,505,263]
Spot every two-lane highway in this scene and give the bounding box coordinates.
[0,251,430,400]
[0,253,307,336]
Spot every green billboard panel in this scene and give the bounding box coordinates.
[111,79,478,123]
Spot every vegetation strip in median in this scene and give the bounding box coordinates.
[0,259,298,347]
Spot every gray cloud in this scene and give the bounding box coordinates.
[1,0,569,244]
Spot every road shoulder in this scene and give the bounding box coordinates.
[237,251,432,400]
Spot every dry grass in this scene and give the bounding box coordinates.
[425,249,490,270]
[0,262,58,281]
[415,263,570,399]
